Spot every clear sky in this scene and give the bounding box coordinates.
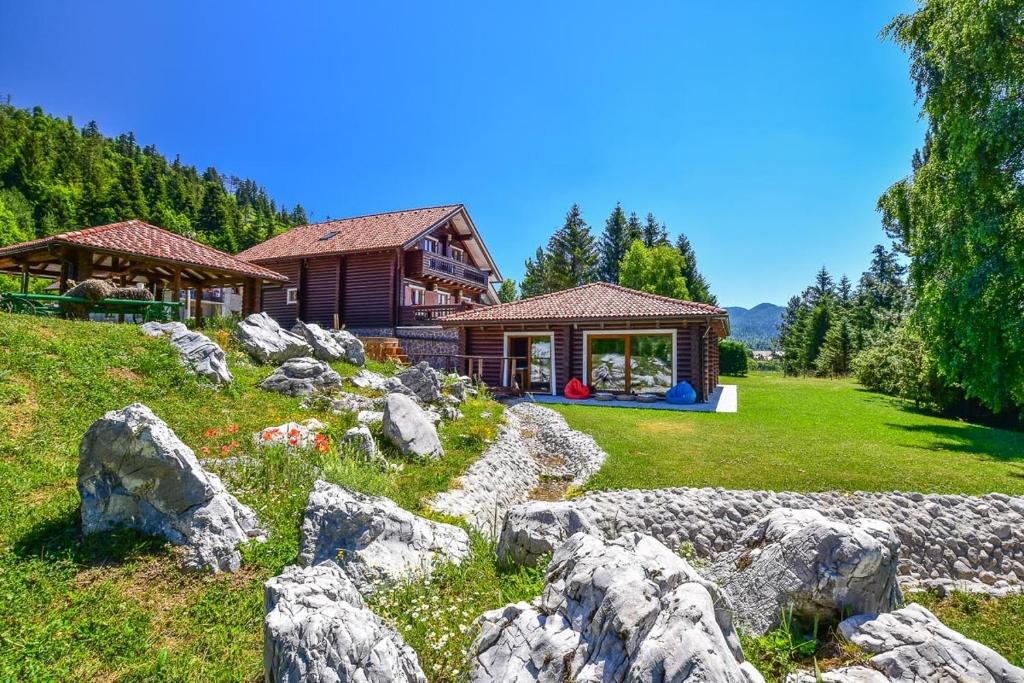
[0,0,920,307]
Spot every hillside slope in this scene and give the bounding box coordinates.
[0,313,535,681]
[725,302,783,348]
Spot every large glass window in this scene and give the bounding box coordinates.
[529,338,552,392]
[588,333,673,394]
[629,335,673,393]
[589,336,627,392]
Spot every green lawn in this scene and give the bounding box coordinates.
[0,313,540,682]
[552,371,1024,495]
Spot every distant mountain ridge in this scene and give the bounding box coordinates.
[724,303,784,349]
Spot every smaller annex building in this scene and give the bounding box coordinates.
[440,282,729,401]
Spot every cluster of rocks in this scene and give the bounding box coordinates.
[429,402,607,535]
[291,319,365,366]
[258,357,343,397]
[235,312,313,363]
[141,321,233,385]
[266,481,473,681]
[77,403,264,572]
[495,486,1024,596]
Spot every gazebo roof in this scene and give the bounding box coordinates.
[0,220,287,285]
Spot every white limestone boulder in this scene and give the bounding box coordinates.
[291,320,346,361]
[332,328,366,366]
[382,393,443,460]
[712,508,902,635]
[256,419,327,450]
[77,403,265,572]
[471,532,763,683]
[141,321,233,385]
[349,368,389,391]
[258,357,343,397]
[496,500,599,565]
[839,603,1024,682]
[395,361,442,403]
[264,561,427,683]
[298,481,470,594]
[342,425,382,464]
[235,312,312,363]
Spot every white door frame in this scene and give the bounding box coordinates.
[502,331,556,395]
[582,328,677,393]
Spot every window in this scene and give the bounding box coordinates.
[285,287,298,305]
[409,287,425,305]
[435,290,451,305]
[506,333,555,394]
[423,237,440,253]
[450,246,465,263]
[318,230,340,241]
[587,332,674,394]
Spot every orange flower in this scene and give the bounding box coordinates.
[203,428,219,439]
[220,444,230,455]
[288,437,299,446]
[262,431,275,442]
[314,433,330,454]
[228,440,238,450]
[288,427,301,437]
[227,424,239,434]
[200,446,211,455]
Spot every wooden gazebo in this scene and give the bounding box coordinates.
[0,220,287,324]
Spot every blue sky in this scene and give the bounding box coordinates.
[0,0,920,307]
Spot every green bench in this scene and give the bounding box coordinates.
[0,292,183,322]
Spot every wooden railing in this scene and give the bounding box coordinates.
[0,292,182,322]
[405,249,489,288]
[398,302,476,325]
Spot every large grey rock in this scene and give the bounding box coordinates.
[394,362,442,403]
[332,328,366,366]
[349,368,388,391]
[258,357,343,397]
[141,321,233,385]
[471,532,763,683]
[839,603,1024,682]
[298,481,469,594]
[497,500,599,566]
[291,320,346,361]
[236,312,312,363]
[382,393,443,459]
[77,403,264,572]
[711,508,902,635]
[342,425,383,465]
[264,561,427,683]
[786,668,889,683]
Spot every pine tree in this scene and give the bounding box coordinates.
[815,315,853,376]
[546,203,598,289]
[642,212,669,247]
[598,203,631,283]
[674,232,716,304]
[498,278,517,303]
[290,204,309,225]
[519,247,551,298]
[111,157,149,221]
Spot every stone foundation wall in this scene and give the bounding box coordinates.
[396,327,459,371]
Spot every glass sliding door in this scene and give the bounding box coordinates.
[529,337,552,393]
[629,334,673,393]
[589,336,628,392]
[588,333,674,394]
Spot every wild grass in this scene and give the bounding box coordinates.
[0,313,532,681]
[554,371,1024,495]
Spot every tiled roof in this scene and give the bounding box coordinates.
[440,282,727,323]
[0,220,287,282]
[237,205,463,262]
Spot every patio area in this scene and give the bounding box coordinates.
[523,384,737,413]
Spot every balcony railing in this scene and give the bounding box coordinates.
[399,302,477,326]
[405,249,489,288]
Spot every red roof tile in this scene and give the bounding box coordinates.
[236,205,463,262]
[0,220,287,282]
[440,282,727,324]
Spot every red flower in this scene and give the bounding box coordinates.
[220,444,230,455]
[262,431,275,442]
[314,433,330,453]
[227,424,239,434]
[228,440,239,450]
[200,446,211,455]
[288,437,299,446]
[203,428,219,439]
[288,427,301,438]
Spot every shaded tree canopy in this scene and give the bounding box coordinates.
[0,101,308,254]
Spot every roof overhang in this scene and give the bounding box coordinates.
[440,313,730,336]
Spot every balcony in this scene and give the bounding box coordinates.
[405,249,489,289]
[399,302,478,326]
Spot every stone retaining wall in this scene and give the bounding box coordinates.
[500,487,1024,595]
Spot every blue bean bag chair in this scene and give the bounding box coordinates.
[665,381,697,405]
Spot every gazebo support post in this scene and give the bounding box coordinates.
[20,264,28,293]
[194,285,205,328]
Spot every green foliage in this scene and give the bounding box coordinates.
[852,320,952,410]
[674,232,716,305]
[642,212,669,247]
[618,240,690,300]
[719,339,749,376]
[880,0,1024,413]
[740,609,820,681]
[0,102,306,252]
[814,315,852,377]
[520,203,599,297]
[497,278,517,303]
[598,202,637,283]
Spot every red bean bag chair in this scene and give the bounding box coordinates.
[564,377,591,400]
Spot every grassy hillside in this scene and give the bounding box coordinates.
[555,371,1024,495]
[0,313,541,681]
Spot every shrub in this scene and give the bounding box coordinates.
[852,322,952,410]
[719,339,749,376]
